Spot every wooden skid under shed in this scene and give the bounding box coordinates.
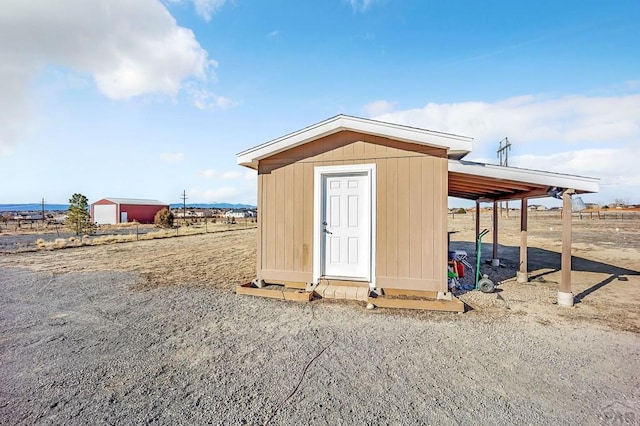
[236,283,313,301]
[370,288,465,312]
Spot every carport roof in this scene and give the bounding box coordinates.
[448,160,599,201]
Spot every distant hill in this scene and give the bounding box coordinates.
[169,203,256,210]
[0,204,70,212]
[1,202,256,213]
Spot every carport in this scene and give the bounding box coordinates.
[447,159,600,306]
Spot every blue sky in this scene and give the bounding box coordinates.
[1,0,638,207]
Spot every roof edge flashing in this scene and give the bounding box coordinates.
[237,114,473,167]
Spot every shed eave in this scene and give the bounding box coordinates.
[236,115,473,168]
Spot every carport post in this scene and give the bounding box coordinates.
[517,198,528,283]
[492,200,499,266]
[558,190,574,306]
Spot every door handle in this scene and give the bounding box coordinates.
[323,228,332,234]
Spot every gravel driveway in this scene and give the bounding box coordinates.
[1,267,639,425]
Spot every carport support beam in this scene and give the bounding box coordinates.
[491,200,499,266]
[558,190,574,306]
[517,198,528,283]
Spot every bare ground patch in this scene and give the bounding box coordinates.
[1,220,640,424]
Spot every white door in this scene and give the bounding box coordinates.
[94,204,116,225]
[322,173,371,280]
[120,211,128,223]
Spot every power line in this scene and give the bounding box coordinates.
[497,137,512,218]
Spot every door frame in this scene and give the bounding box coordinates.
[312,163,376,287]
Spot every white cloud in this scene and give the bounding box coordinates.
[373,92,640,204]
[362,100,396,117]
[198,169,243,180]
[160,152,185,163]
[165,0,228,21]
[191,86,237,110]
[374,93,640,146]
[511,148,640,187]
[346,0,376,13]
[221,171,242,180]
[0,0,218,156]
[510,147,640,204]
[198,169,218,178]
[193,0,228,21]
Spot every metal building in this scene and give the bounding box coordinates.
[91,198,169,225]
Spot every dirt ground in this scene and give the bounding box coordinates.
[449,212,640,334]
[1,214,639,425]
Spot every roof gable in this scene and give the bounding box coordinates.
[237,115,473,169]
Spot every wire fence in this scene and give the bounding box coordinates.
[0,216,259,253]
[449,210,640,221]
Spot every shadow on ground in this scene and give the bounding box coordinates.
[450,241,639,303]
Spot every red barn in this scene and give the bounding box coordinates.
[91,198,169,225]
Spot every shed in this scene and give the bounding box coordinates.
[237,115,599,306]
[91,198,169,225]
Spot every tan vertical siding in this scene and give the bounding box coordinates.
[302,162,313,271]
[435,156,448,283]
[409,157,422,278]
[385,157,398,278]
[375,159,387,278]
[257,131,448,291]
[293,163,304,271]
[397,157,411,277]
[421,159,434,279]
[265,168,276,272]
[274,167,285,271]
[284,165,294,272]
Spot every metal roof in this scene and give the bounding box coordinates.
[448,160,599,201]
[237,114,473,169]
[102,198,169,206]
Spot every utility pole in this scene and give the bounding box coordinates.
[497,137,512,218]
[41,197,45,228]
[180,190,188,225]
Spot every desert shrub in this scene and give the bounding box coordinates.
[455,208,467,214]
[35,238,46,249]
[154,208,174,228]
[53,238,67,249]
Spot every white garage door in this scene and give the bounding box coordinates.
[94,204,117,225]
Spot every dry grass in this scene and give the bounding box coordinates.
[2,228,257,290]
[30,224,257,251]
[2,213,639,333]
